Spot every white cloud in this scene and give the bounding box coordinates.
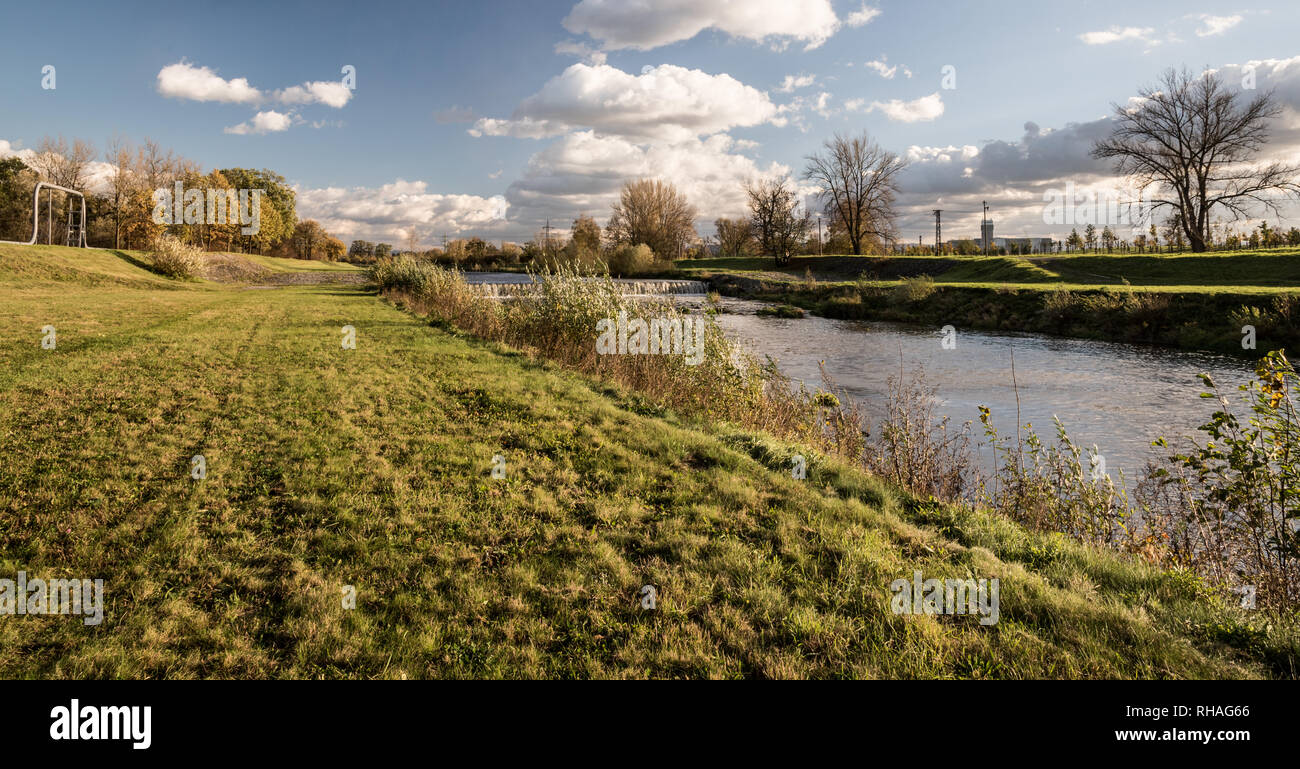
[1193,14,1243,37]
[554,40,607,65]
[1078,26,1157,46]
[297,179,508,243]
[505,130,796,228]
[469,63,780,142]
[156,61,262,103]
[224,110,294,135]
[777,73,816,93]
[864,57,899,79]
[846,4,881,28]
[0,139,36,164]
[863,92,945,122]
[562,0,840,51]
[275,80,352,108]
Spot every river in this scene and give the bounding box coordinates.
[705,297,1258,483]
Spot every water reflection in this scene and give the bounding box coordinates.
[707,297,1255,482]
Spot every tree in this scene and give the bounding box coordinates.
[291,219,328,259]
[1083,223,1098,252]
[605,178,697,261]
[322,236,346,261]
[1101,225,1116,252]
[103,136,138,250]
[802,131,906,255]
[564,214,601,267]
[745,177,811,265]
[1092,68,1300,253]
[1066,228,1084,252]
[28,136,96,189]
[714,217,754,257]
[218,168,297,254]
[1162,214,1186,251]
[0,156,37,242]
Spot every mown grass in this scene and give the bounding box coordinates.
[677,248,1300,291]
[0,243,1294,678]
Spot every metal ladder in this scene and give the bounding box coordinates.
[65,205,83,247]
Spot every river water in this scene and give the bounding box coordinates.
[705,297,1257,482]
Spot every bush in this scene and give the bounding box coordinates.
[149,235,204,279]
[607,243,656,276]
[894,274,936,303]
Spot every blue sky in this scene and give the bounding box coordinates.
[2,0,1298,245]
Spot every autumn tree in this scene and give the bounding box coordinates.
[803,132,906,255]
[291,219,328,259]
[1092,68,1300,253]
[606,178,697,261]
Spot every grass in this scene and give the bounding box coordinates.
[677,248,1300,291]
[0,242,1294,678]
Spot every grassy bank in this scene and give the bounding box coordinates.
[679,249,1300,356]
[1,243,1294,678]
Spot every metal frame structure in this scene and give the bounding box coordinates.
[0,182,88,247]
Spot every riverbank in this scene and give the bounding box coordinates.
[2,243,1296,679]
[678,249,1300,356]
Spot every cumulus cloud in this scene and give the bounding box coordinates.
[1077,26,1157,46]
[561,0,840,51]
[505,130,796,228]
[156,61,262,103]
[845,3,881,28]
[296,179,508,244]
[469,63,780,141]
[0,139,36,163]
[224,110,294,135]
[275,80,352,108]
[1193,14,1243,37]
[860,92,945,122]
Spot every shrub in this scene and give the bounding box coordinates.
[1144,350,1300,611]
[149,234,204,279]
[894,274,936,303]
[607,243,656,276]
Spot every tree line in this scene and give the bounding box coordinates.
[0,135,352,261]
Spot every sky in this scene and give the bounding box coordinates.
[1,0,1299,247]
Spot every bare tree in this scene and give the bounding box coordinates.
[105,135,136,249]
[803,132,906,255]
[29,136,97,189]
[136,139,179,192]
[606,178,697,260]
[714,216,754,257]
[745,177,811,265]
[1092,68,1300,253]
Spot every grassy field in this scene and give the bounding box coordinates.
[0,243,1293,678]
[677,248,1300,292]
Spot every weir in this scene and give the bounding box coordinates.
[464,273,708,298]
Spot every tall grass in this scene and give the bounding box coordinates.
[148,234,204,279]
[372,256,864,457]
